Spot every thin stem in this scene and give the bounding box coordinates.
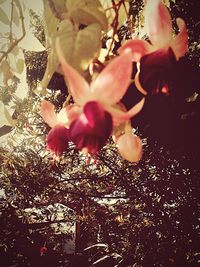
[0,0,26,63]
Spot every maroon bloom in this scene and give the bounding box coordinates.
[69,101,113,154]
[47,125,69,156]
[138,47,176,94]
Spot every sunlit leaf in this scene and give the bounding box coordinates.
[43,0,59,47]
[0,60,13,84]
[19,32,46,51]
[0,102,16,127]
[41,20,102,88]
[0,7,10,25]
[12,3,20,27]
[16,59,24,74]
[57,21,102,71]
[66,0,108,31]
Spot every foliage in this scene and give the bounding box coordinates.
[0,0,200,267]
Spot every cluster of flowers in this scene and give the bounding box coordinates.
[41,0,188,162]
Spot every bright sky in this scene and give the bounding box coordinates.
[0,0,44,146]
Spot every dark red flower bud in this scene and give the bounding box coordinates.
[40,246,48,256]
[139,47,176,94]
[47,125,69,156]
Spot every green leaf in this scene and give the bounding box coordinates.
[12,3,20,27]
[16,59,24,74]
[43,0,60,47]
[19,32,46,51]
[41,20,102,88]
[0,7,10,25]
[0,102,16,127]
[66,0,108,31]
[57,20,102,72]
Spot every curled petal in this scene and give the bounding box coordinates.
[47,125,69,156]
[56,39,90,105]
[144,0,172,49]
[41,100,59,128]
[118,39,151,62]
[117,133,143,162]
[66,104,82,123]
[170,18,188,60]
[91,50,132,105]
[106,98,145,125]
[56,108,71,126]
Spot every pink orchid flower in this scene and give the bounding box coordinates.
[118,0,188,95]
[56,41,145,157]
[41,100,80,156]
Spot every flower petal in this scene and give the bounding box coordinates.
[41,100,59,128]
[66,104,82,123]
[170,18,188,60]
[137,48,176,94]
[106,98,145,125]
[117,133,143,162]
[56,39,90,105]
[47,125,69,156]
[91,50,132,105]
[144,0,172,49]
[118,39,151,62]
[69,101,113,154]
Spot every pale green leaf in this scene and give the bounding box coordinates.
[11,46,20,56]
[4,106,16,127]
[40,20,73,88]
[19,32,46,51]
[40,46,59,89]
[71,23,102,71]
[43,0,60,47]
[12,3,20,27]
[0,0,7,4]
[66,0,108,31]
[16,59,24,74]
[41,20,102,88]
[0,7,10,25]
[0,102,16,127]
[57,20,101,72]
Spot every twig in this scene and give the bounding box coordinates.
[0,0,26,63]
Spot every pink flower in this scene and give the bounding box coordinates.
[119,0,188,94]
[56,41,145,156]
[40,100,80,156]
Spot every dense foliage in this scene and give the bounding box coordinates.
[0,0,199,266]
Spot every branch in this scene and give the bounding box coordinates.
[0,0,26,63]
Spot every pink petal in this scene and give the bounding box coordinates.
[91,50,132,105]
[144,0,172,49]
[56,39,90,105]
[41,100,59,128]
[118,39,151,62]
[106,98,145,125]
[170,18,188,60]
[117,133,143,162]
[66,104,82,123]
